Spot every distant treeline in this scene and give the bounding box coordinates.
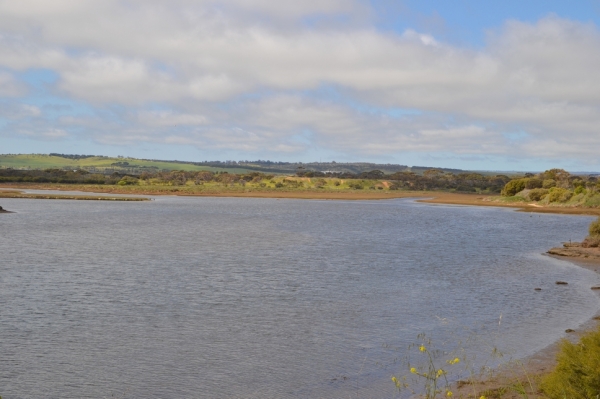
[0,167,511,192]
[298,169,511,192]
[49,153,99,160]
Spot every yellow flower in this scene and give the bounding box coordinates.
[391,376,397,383]
[419,345,426,352]
[479,396,487,399]
[453,357,460,364]
[410,367,417,374]
[446,391,453,397]
[436,369,445,377]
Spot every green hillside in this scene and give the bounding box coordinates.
[0,154,253,174]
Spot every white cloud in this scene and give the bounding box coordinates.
[0,2,600,165]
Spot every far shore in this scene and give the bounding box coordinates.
[2,184,600,216]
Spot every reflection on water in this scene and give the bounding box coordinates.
[0,197,598,398]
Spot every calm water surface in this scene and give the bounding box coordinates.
[0,196,599,398]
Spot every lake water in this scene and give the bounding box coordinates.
[1,196,599,398]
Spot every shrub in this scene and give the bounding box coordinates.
[117,176,139,186]
[525,178,543,189]
[590,217,600,238]
[527,188,548,201]
[574,186,587,195]
[547,187,573,203]
[542,179,557,189]
[275,182,284,188]
[501,179,527,196]
[584,194,600,208]
[541,326,600,398]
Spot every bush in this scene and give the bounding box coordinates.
[501,179,527,196]
[541,326,600,398]
[527,188,548,201]
[584,194,600,208]
[525,178,543,189]
[542,179,557,189]
[574,186,587,195]
[590,217,600,238]
[547,187,573,203]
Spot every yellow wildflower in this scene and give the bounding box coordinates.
[419,345,426,352]
[391,376,397,383]
[410,367,417,374]
[479,396,487,399]
[436,369,445,377]
[446,390,453,397]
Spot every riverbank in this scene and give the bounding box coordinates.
[2,184,600,216]
[454,249,600,398]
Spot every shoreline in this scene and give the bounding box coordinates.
[455,250,600,398]
[2,184,600,216]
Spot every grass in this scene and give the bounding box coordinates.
[0,154,253,173]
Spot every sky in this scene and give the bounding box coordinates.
[1,1,600,171]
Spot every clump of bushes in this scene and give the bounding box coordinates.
[547,187,573,203]
[501,178,527,196]
[527,188,548,201]
[541,325,600,398]
[590,217,600,237]
[525,178,543,189]
[582,217,600,247]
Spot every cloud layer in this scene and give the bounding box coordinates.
[1,1,599,168]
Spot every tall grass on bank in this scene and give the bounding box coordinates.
[541,325,600,398]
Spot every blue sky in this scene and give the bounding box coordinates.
[1,0,600,171]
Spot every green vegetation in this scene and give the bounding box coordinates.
[500,169,600,207]
[590,217,600,237]
[541,326,600,398]
[0,155,516,194]
[0,154,253,173]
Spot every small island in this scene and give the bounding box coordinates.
[0,205,12,213]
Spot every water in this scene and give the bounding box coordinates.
[0,196,599,398]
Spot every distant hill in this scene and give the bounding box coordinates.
[0,153,500,176]
[0,154,253,174]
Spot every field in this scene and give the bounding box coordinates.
[0,154,253,174]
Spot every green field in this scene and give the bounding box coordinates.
[0,154,254,174]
